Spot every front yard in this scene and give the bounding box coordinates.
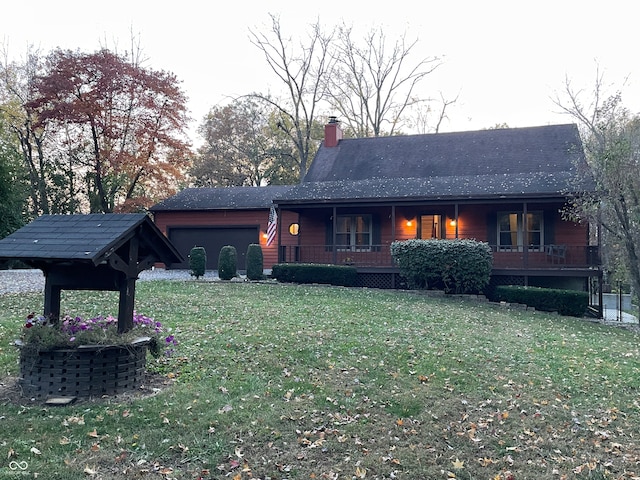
[1,281,640,479]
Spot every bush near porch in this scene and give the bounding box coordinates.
[391,238,493,293]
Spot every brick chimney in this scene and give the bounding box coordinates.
[324,116,343,147]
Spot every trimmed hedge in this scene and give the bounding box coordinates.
[246,244,265,280]
[218,245,238,280]
[271,263,357,287]
[495,285,588,317]
[188,246,207,279]
[391,239,493,294]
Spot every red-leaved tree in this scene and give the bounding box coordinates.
[29,49,192,212]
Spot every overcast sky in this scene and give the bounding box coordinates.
[2,0,638,145]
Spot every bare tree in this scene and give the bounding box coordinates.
[329,25,443,137]
[249,14,334,181]
[554,69,640,301]
[408,91,460,134]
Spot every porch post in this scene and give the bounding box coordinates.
[523,202,528,268]
[391,205,396,241]
[391,205,396,288]
[454,203,459,238]
[332,206,337,264]
[277,206,282,263]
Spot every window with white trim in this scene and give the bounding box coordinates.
[497,212,543,251]
[336,215,372,251]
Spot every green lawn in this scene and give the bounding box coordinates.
[1,281,640,479]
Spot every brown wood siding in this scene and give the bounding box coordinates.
[152,209,299,269]
[287,202,590,270]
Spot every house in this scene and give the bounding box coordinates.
[150,185,298,270]
[150,119,600,309]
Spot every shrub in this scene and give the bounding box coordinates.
[495,285,588,317]
[391,239,492,294]
[189,246,207,279]
[271,263,357,287]
[218,245,237,280]
[246,244,265,280]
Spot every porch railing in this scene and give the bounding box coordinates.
[278,244,600,270]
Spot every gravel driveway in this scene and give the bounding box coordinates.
[0,268,198,295]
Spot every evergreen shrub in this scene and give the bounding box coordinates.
[271,263,357,287]
[189,246,207,279]
[391,239,492,294]
[218,245,237,280]
[495,285,588,317]
[246,244,265,280]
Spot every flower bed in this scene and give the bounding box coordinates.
[16,312,177,399]
[19,339,149,399]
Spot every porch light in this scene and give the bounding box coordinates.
[262,232,268,240]
[449,219,457,227]
[406,220,414,227]
[289,223,299,235]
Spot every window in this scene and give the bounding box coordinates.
[336,215,372,251]
[419,214,443,239]
[497,212,543,251]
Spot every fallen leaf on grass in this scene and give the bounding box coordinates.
[84,465,98,475]
[452,458,464,469]
[63,415,85,426]
[355,466,367,478]
[478,457,496,467]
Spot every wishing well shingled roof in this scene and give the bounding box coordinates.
[0,213,181,265]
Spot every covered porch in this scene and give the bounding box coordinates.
[275,200,600,271]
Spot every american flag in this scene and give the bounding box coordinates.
[266,206,277,246]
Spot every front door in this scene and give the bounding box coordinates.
[419,214,443,239]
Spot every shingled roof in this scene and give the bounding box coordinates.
[276,124,592,205]
[0,213,181,266]
[149,185,294,212]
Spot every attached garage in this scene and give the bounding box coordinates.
[167,225,259,270]
[150,186,300,271]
